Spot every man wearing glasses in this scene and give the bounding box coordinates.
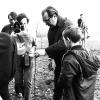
[36,6,74,100]
[1,11,17,35]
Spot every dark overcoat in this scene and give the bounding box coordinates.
[45,16,73,80]
[0,32,17,99]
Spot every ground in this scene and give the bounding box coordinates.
[9,55,54,100]
[8,33,100,100]
[8,52,100,100]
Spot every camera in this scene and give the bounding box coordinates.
[14,21,24,33]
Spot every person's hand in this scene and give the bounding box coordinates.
[35,49,46,56]
[34,52,40,58]
[28,47,35,57]
[17,42,27,55]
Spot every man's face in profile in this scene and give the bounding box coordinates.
[42,12,57,27]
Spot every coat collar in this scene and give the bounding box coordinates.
[71,45,84,50]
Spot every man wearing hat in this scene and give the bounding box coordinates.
[36,6,74,100]
[57,27,100,100]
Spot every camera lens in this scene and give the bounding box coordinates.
[14,21,21,33]
[14,28,20,33]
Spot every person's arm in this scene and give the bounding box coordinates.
[35,39,67,57]
[45,39,67,58]
[58,60,77,99]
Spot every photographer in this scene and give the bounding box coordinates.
[12,13,35,100]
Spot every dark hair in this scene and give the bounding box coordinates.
[42,6,58,18]
[17,13,29,24]
[8,11,17,20]
[64,27,81,43]
[14,13,29,33]
[80,14,83,16]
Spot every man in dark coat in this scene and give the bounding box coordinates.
[0,32,17,100]
[1,12,17,35]
[36,6,74,100]
[57,27,100,100]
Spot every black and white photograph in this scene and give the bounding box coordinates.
[0,0,100,100]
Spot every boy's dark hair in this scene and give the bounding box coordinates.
[64,27,81,43]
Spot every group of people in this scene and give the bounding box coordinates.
[1,12,36,100]
[35,6,100,100]
[0,6,100,100]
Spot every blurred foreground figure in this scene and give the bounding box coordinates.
[0,32,17,100]
[57,27,100,100]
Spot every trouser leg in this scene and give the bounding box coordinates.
[23,58,33,100]
[15,67,23,94]
[53,67,63,100]
[15,56,24,95]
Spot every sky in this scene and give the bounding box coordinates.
[0,0,100,40]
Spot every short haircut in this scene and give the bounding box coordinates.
[17,13,29,24]
[42,6,58,18]
[80,14,83,16]
[8,11,17,20]
[64,27,81,43]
